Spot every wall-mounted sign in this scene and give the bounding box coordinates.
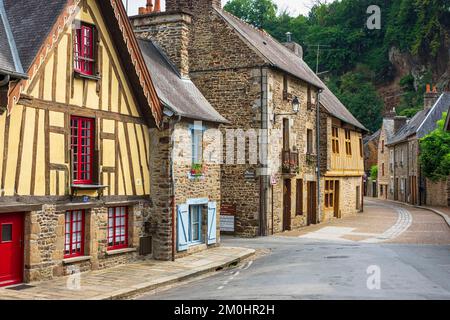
[220,215,235,232]
[220,203,236,232]
[244,170,256,180]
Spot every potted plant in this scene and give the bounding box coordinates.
[190,163,204,177]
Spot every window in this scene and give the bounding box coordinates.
[324,180,336,209]
[307,129,313,154]
[108,207,128,250]
[380,185,384,196]
[64,210,85,258]
[283,75,288,100]
[307,85,312,109]
[382,163,385,176]
[189,205,202,243]
[1,224,12,242]
[359,138,363,158]
[401,149,404,166]
[344,129,352,156]
[74,24,95,76]
[381,140,385,153]
[71,116,95,184]
[332,127,340,154]
[191,128,203,165]
[296,179,303,215]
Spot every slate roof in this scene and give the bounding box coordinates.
[3,0,67,72]
[216,9,366,131]
[388,93,450,145]
[0,0,25,77]
[138,39,227,123]
[363,129,380,145]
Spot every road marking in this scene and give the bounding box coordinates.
[361,205,412,243]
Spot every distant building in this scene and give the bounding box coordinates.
[363,130,380,197]
[385,91,450,207]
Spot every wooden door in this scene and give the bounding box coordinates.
[283,179,291,231]
[334,181,340,218]
[356,186,361,211]
[307,182,317,225]
[0,213,24,287]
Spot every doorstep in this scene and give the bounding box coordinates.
[0,246,255,300]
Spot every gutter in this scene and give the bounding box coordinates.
[316,89,323,223]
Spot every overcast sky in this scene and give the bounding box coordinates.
[122,0,311,17]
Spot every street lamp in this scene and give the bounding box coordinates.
[274,96,301,122]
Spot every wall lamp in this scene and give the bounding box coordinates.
[273,96,300,122]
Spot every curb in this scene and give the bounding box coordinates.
[369,198,450,228]
[94,248,256,300]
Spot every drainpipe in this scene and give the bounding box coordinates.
[259,67,268,236]
[316,89,322,223]
[0,74,11,87]
[169,112,182,261]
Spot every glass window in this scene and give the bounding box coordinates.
[189,205,202,243]
[74,24,95,76]
[71,116,95,184]
[64,210,85,258]
[108,207,128,250]
[1,224,12,242]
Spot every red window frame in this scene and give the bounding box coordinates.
[74,24,94,76]
[71,116,95,185]
[64,210,85,258]
[107,207,128,250]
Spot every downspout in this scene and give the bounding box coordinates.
[170,112,182,261]
[316,89,322,223]
[260,66,268,236]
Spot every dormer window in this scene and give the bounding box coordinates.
[74,24,95,76]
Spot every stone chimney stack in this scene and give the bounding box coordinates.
[282,32,303,59]
[424,84,439,110]
[131,5,193,78]
[394,116,407,134]
[166,0,222,14]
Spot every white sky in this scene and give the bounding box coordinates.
[122,0,312,17]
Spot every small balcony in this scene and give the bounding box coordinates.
[282,149,299,174]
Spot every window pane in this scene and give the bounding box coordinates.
[2,224,12,242]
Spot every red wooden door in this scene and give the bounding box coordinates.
[0,214,24,287]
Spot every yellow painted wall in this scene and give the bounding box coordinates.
[329,126,364,176]
[0,0,150,198]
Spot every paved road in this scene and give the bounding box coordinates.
[137,200,450,300]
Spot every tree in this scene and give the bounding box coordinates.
[419,112,450,182]
[370,165,378,181]
[224,0,277,29]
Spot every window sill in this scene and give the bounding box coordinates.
[71,184,108,190]
[106,248,136,256]
[74,72,101,81]
[63,256,92,265]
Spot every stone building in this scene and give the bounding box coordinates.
[131,0,322,236]
[318,88,367,221]
[377,116,395,200]
[131,0,366,235]
[138,38,227,259]
[0,0,164,286]
[386,91,450,206]
[446,107,450,131]
[363,130,380,197]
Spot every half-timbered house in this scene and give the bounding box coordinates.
[0,0,162,286]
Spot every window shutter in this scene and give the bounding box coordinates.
[177,204,189,251]
[207,202,217,245]
[93,25,99,76]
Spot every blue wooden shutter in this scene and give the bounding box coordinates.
[177,204,189,251]
[207,202,217,245]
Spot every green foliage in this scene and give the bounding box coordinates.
[370,165,378,181]
[399,107,421,118]
[419,113,450,182]
[224,0,277,29]
[328,69,383,132]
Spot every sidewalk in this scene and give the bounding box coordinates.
[0,246,255,300]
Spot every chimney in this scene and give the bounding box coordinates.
[139,0,154,14]
[154,0,161,13]
[424,83,440,109]
[131,7,193,78]
[166,0,222,14]
[394,116,407,134]
[282,31,303,59]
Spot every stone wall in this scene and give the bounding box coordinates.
[377,125,392,200]
[24,202,150,283]
[426,177,450,206]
